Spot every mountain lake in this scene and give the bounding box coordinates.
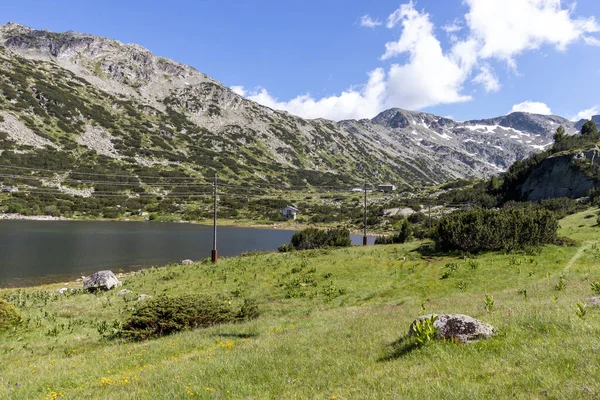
[0,220,375,287]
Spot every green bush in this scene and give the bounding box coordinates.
[121,294,258,340]
[0,298,21,331]
[284,227,352,251]
[503,198,585,220]
[434,208,558,252]
[375,219,413,244]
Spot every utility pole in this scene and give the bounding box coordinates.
[428,196,432,230]
[363,178,368,246]
[211,173,218,264]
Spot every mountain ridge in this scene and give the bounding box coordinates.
[0,23,586,195]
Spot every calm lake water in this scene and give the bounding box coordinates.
[0,220,374,287]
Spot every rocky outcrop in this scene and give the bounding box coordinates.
[83,270,121,291]
[410,314,496,343]
[521,149,600,201]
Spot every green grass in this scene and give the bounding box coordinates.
[1,209,600,399]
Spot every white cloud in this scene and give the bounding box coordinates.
[464,0,600,61]
[386,2,413,29]
[231,1,600,121]
[237,68,387,121]
[472,64,501,92]
[510,100,552,115]
[234,4,472,119]
[360,14,382,28]
[382,4,472,109]
[442,19,464,33]
[230,85,246,96]
[570,106,599,121]
[584,36,600,46]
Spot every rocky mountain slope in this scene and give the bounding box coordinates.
[520,148,600,201]
[0,23,582,197]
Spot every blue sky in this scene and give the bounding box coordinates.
[2,0,600,121]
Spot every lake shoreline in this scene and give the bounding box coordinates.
[0,219,376,289]
[0,213,383,236]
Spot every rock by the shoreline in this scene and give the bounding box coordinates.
[58,287,68,294]
[138,294,152,301]
[117,289,132,296]
[83,270,121,291]
[181,259,194,265]
[410,314,495,343]
[0,213,67,221]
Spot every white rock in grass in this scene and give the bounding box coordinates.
[410,314,495,343]
[58,288,69,294]
[117,289,132,296]
[181,259,194,265]
[83,270,121,291]
[138,294,152,301]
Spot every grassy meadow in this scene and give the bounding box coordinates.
[1,209,600,399]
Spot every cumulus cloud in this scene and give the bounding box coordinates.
[360,14,382,28]
[510,101,552,115]
[232,1,600,121]
[237,68,387,121]
[230,85,246,96]
[465,0,600,61]
[382,4,472,109]
[570,106,599,121]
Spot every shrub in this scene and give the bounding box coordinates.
[0,298,21,331]
[285,227,351,251]
[375,219,413,245]
[121,294,258,340]
[433,208,558,253]
[575,302,587,320]
[484,294,495,313]
[410,315,439,346]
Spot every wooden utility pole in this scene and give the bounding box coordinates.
[211,173,218,264]
[428,196,432,230]
[363,178,368,246]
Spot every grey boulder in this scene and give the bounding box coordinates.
[410,314,495,343]
[117,289,132,296]
[138,294,152,301]
[83,270,121,291]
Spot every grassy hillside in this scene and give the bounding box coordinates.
[1,209,600,399]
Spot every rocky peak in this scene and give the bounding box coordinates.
[467,112,574,137]
[575,115,600,131]
[0,23,210,92]
[371,108,454,130]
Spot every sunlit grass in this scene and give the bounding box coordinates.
[0,208,599,398]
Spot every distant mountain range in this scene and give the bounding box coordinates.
[0,22,589,194]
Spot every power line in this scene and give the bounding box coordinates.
[0,164,207,180]
[0,164,379,191]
